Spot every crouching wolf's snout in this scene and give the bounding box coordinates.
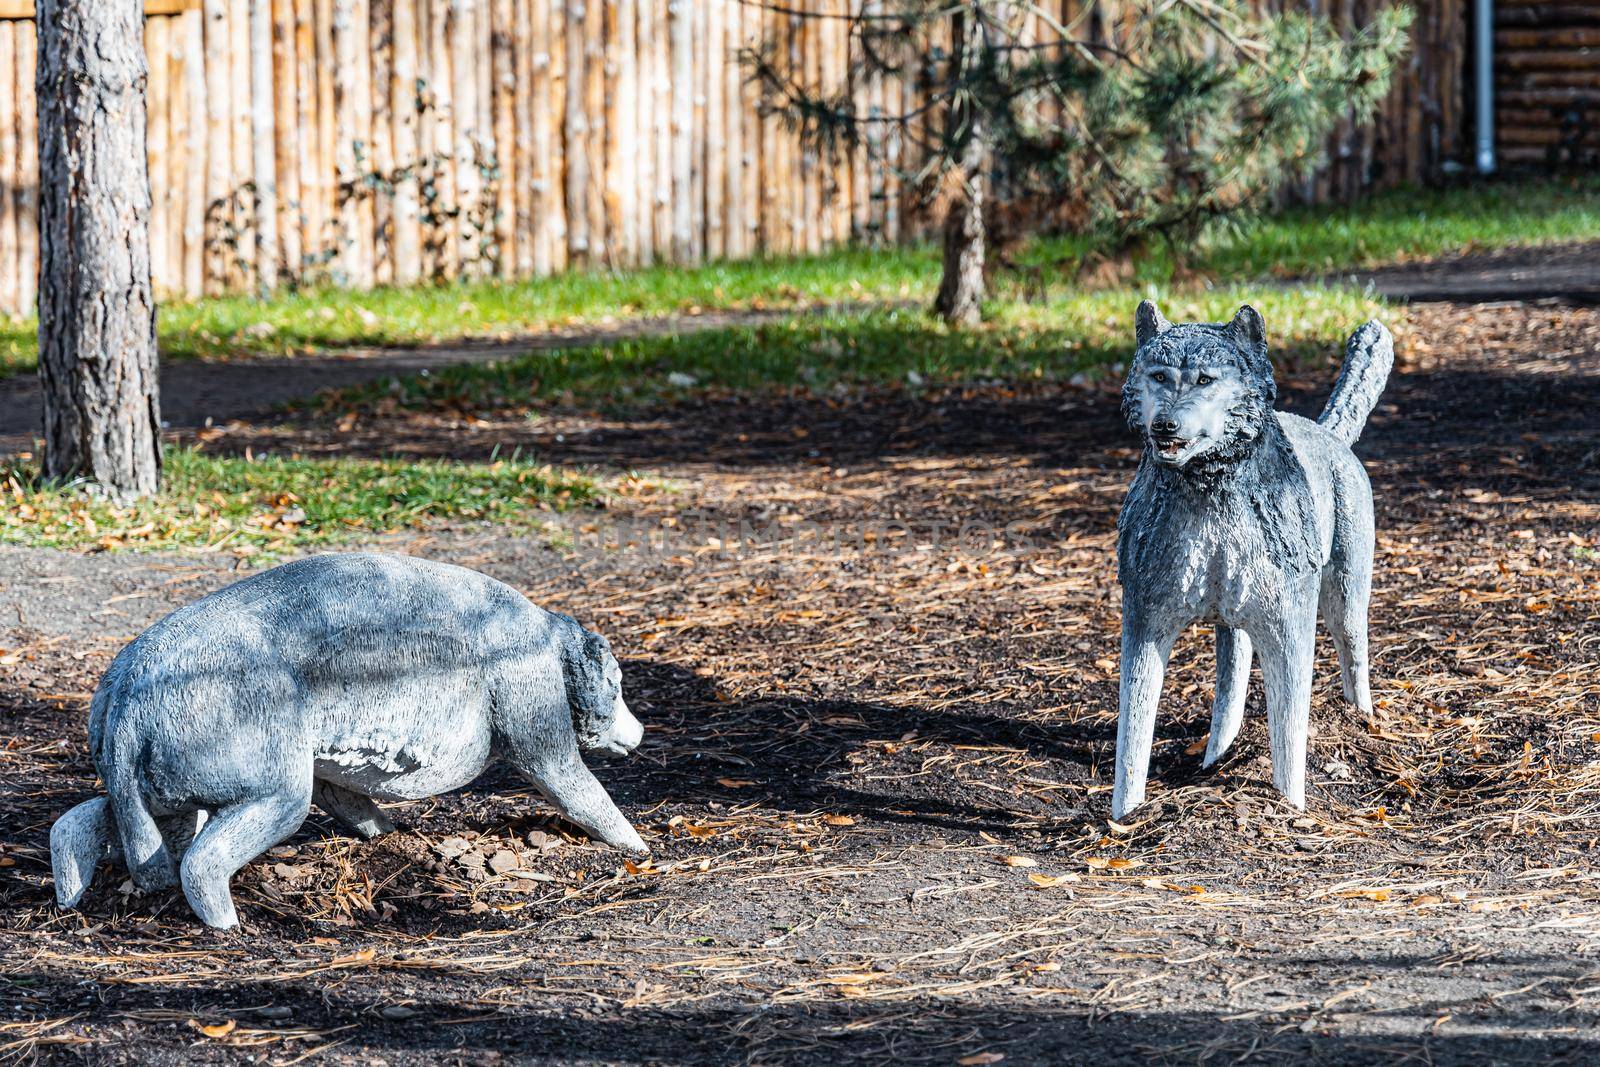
[1112,301,1392,820]
[50,553,651,929]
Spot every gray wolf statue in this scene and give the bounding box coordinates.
[50,553,647,929]
[1111,302,1392,820]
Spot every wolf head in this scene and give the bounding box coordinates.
[558,618,644,758]
[1120,301,1278,475]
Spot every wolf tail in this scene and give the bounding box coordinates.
[1317,320,1394,446]
[102,721,177,890]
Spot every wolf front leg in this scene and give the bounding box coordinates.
[1112,613,1181,821]
[1254,605,1319,810]
[312,780,396,840]
[522,753,648,857]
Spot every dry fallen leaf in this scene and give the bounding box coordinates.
[958,1053,1006,1065]
[189,1019,237,1039]
[1028,872,1080,889]
[1001,855,1038,868]
[332,947,377,966]
[823,814,856,827]
[717,778,755,788]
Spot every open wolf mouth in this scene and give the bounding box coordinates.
[1153,435,1189,459]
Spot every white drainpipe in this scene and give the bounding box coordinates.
[1476,0,1496,173]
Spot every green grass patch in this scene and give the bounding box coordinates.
[1015,175,1600,284]
[0,447,603,557]
[0,247,931,379]
[4,176,1593,382]
[320,284,1391,415]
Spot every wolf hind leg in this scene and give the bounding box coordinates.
[1203,627,1252,767]
[51,797,121,909]
[1322,562,1373,716]
[180,782,313,929]
[312,780,395,840]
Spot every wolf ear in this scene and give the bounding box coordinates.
[559,620,616,749]
[1228,304,1266,354]
[1134,300,1171,349]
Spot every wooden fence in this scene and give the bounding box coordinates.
[1495,0,1600,167]
[0,1,1474,316]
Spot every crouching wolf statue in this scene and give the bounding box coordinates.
[1111,301,1392,820]
[50,553,648,929]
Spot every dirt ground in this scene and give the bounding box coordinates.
[2,299,1599,1065]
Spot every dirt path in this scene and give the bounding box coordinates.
[1,301,1597,1064]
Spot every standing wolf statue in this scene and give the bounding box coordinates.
[50,553,647,929]
[1112,302,1392,820]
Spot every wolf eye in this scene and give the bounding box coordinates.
[1197,373,1214,386]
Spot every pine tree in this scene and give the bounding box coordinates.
[744,0,1413,324]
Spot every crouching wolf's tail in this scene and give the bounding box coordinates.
[1318,320,1394,445]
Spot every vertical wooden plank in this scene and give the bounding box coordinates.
[703,0,724,260]
[668,0,691,261]
[602,0,624,265]
[0,22,17,315]
[722,0,743,259]
[786,8,803,252]
[864,0,884,243]
[391,0,422,283]
[688,0,705,261]
[450,0,480,273]
[564,0,590,262]
[511,0,534,276]
[492,0,517,275]
[316,0,338,268]
[353,0,377,286]
[547,0,567,270]
[615,0,637,265]
[825,6,844,245]
[251,0,281,290]
[849,4,869,242]
[231,0,259,287]
[182,8,207,296]
[883,25,901,243]
[333,0,363,285]
[583,0,605,264]
[145,17,171,295]
[758,2,781,252]
[14,18,38,313]
[651,0,671,257]
[371,0,396,285]
[203,0,234,294]
[315,0,337,268]
[294,0,321,274]
[633,0,654,265]
[428,0,459,278]
[527,0,553,274]
[800,3,820,253]
[272,0,303,282]
[738,0,759,255]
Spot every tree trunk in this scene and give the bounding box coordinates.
[934,130,986,327]
[35,0,162,498]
